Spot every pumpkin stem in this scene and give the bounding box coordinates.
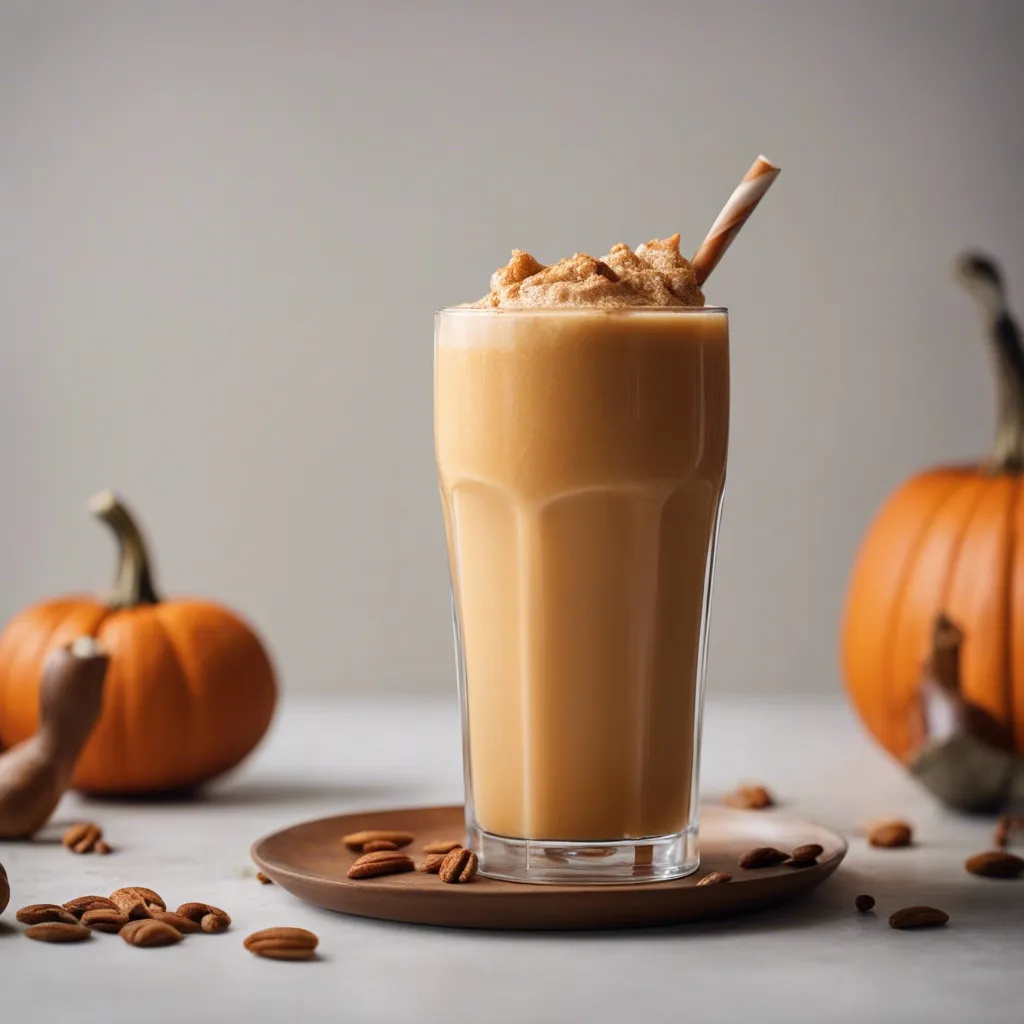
[88,491,161,607]
[955,252,1024,473]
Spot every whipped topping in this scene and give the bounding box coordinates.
[471,234,705,309]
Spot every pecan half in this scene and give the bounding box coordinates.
[81,909,130,933]
[63,895,119,918]
[175,902,231,932]
[151,910,202,934]
[854,894,875,912]
[63,822,103,854]
[244,927,319,961]
[121,919,183,947]
[888,905,949,930]
[423,839,464,855]
[964,850,1024,879]
[787,843,824,867]
[347,850,416,879]
[723,785,774,810]
[342,830,415,851]
[867,820,913,848]
[418,853,447,874]
[738,847,788,869]
[25,922,92,943]
[110,887,166,919]
[438,847,478,884]
[695,871,732,886]
[256,872,273,885]
[16,904,79,926]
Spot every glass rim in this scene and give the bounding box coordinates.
[435,304,728,316]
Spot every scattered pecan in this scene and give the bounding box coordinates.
[16,904,79,926]
[888,906,948,930]
[438,847,478,884]
[244,927,319,961]
[964,850,1024,879]
[94,841,112,855]
[152,910,202,934]
[121,919,183,947]
[62,822,103,854]
[723,785,774,810]
[63,895,119,918]
[81,909,130,933]
[867,820,913,848]
[256,872,273,885]
[418,853,447,874]
[175,902,231,932]
[110,887,166,919]
[66,824,95,851]
[25,922,92,943]
[854,894,876,913]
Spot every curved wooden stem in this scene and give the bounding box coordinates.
[929,614,963,692]
[956,252,1024,473]
[89,491,160,608]
[0,639,109,839]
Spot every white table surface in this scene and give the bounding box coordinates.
[1,693,1020,1024]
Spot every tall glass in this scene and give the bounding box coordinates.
[434,307,729,883]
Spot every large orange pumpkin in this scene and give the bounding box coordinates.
[0,492,277,794]
[842,254,1024,769]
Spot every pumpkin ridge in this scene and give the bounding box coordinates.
[148,599,276,788]
[937,475,1015,729]
[1004,477,1020,746]
[151,607,205,783]
[141,612,195,790]
[933,480,986,625]
[1013,493,1024,752]
[94,616,134,789]
[880,475,980,754]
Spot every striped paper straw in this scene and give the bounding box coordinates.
[691,155,781,286]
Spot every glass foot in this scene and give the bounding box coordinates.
[468,823,699,885]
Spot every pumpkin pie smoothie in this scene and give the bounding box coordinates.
[435,235,729,882]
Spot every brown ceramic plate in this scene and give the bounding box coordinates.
[251,804,846,931]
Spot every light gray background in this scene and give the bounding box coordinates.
[1,0,1022,696]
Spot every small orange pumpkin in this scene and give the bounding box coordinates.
[842,254,1024,768]
[0,492,277,794]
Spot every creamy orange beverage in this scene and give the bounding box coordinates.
[435,235,728,883]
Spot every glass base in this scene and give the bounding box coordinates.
[468,822,699,885]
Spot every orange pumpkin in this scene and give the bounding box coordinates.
[0,492,277,794]
[842,254,1024,767]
